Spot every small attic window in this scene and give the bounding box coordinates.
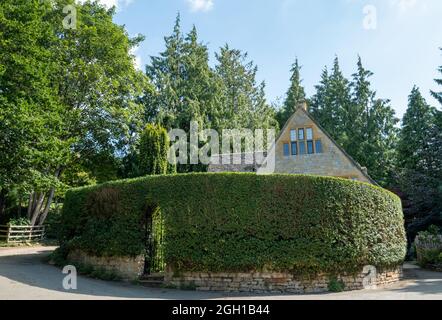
[298,128,305,141]
[290,130,297,141]
[306,128,313,140]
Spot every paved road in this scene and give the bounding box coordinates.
[0,246,441,300]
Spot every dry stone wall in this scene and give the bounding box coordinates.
[165,268,402,293]
[68,250,144,280]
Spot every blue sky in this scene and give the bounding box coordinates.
[97,0,441,118]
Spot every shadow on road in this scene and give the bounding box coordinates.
[1,249,441,300]
[0,248,303,300]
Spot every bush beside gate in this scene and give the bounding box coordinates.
[59,173,407,277]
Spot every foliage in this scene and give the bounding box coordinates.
[8,217,30,226]
[276,58,306,128]
[310,57,399,185]
[415,225,442,268]
[328,278,345,292]
[431,48,442,105]
[396,88,442,243]
[146,16,217,133]
[397,87,438,171]
[0,0,149,225]
[44,207,62,239]
[137,124,174,176]
[59,173,406,276]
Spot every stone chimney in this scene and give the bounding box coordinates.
[297,100,308,112]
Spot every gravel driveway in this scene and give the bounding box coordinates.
[0,246,441,300]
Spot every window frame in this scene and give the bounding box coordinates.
[283,143,290,157]
[290,129,297,142]
[315,140,323,154]
[298,128,305,141]
[307,140,314,154]
[291,142,298,156]
[298,141,306,155]
[306,127,313,141]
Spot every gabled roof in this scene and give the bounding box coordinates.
[276,106,378,185]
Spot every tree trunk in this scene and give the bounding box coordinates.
[38,187,55,226]
[30,168,62,226]
[27,192,34,219]
[30,193,45,226]
[0,189,7,217]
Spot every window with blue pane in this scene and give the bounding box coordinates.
[283,143,290,156]
[307,141,314,154]
[299,141,306,155]
[315,140,323,153]
[291,142,297,155]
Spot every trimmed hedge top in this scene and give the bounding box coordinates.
[60,173,406,275]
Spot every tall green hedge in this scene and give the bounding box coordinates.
[60,173,407,275]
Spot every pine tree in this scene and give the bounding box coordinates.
[310,67,330,124]
[363,99,399,184]
[397,86,436,171]
[310,57,351,144]
[349,57,375,154]
[276,59,306,128]
[214,44,277,131]
[397,87,441,237]
[431,48,442,105]
[310,57,398,185]
[147,17,220,133]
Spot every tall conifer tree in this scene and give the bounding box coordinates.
[276,59,306,128]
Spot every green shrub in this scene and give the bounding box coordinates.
[138,124,175,176]
[419,249,441,267]
[415,225,442,267]
[8,217,30,226]
[60,173,407,276]
[328,278,345,292]
[44,207,62,240]
[49,245,70,267]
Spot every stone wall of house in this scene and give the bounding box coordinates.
[165,267,402,293]
[68,250,145,280]
[274,109,371,183]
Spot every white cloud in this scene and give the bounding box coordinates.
[187,0,214,12]
[390,0,418,11]
[130,45,142,71]
[77,0,133,10]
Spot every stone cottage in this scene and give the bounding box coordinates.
[208,101,376,184]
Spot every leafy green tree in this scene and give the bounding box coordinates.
[276,59,306,128]
[1,0,149,225]
[0,0,65,219]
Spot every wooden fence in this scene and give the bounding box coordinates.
[0,225,45,244]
